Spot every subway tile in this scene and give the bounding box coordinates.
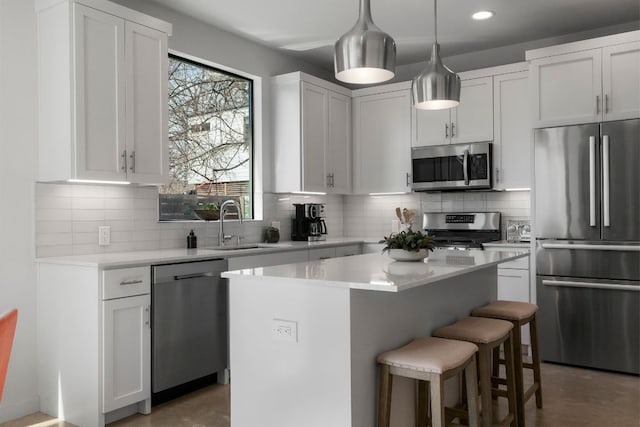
[37,232,73,246]
[72,209,105,221]
[37,245,74,258]
[37,208,72,222]
[72,232,99,245]
[36,220,72,234]
[36,183,72,198]
[38,195,72,210]
[71,197,105,210]
[72,220,105,233]
[71,184,105,198]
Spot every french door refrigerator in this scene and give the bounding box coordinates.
[534,118,640,374]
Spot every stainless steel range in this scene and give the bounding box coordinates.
[423,212,501,249]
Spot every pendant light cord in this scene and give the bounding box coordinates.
[434,0,438,44]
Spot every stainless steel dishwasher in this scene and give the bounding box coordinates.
[151,259,228,403]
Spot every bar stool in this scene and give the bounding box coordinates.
[377,336,480,427]
[433,317,517,427]
[472,301,543,427]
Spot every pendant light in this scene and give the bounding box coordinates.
[412,0,461,110]
[334,0,396,84]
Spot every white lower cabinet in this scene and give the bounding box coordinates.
[37,263,151,427]
[102,294,151,413]
[227,250,309,270]
[497,255,531,348]
[334,244,362,257]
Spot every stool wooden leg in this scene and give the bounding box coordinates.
[477,346,493,427]
[416,380,429,427]
[530,316,543,409]
[492,345,500,391]
[511,322,525,427]
[377,364,393,427]
[429,375,445,427]
[503,333,518,427]
[464,355,480,427]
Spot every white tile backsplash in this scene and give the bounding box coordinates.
[35,182,529,257]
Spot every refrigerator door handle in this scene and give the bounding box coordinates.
[463,149,469,185]
[542,279,640,292]
[602,135,610,227]
[588,136,597,227]
[541,242,640,252]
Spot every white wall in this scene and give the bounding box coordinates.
[0,0,40,422]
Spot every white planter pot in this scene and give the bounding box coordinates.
[387,248,429,262]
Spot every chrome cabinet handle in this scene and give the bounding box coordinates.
[445,123,448,139]
[129,150,136,173]
[121,150,127,172]
[451,122,456,137]
[495,168,500,184]
[463,149,469,185]
[120,279,143,286]
[541,242,640,252]
[602,135,610,227]
[604,94,609,114]
[330,173,335,187]
[144,305,151,328]
[542,279,640,292]
[173,272,213,281]
[588,136,596,227]
[595,95,600,114]
[405,172,411,187]
[326,174,331,187]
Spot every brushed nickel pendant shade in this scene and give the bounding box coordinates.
[412,0,461,110]
[334,0,396,84]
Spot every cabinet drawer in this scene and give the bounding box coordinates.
[308,247,336,261]
[102,266,150,300]
[334,244,362,257]
[498,256,529,270]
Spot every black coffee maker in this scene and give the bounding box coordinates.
[291,203,327,241]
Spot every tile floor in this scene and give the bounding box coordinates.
[2,363,638,427]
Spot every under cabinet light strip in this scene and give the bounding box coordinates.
[68,179,131,185]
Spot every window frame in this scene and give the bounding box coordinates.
[161,52,256,221]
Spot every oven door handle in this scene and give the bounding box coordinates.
[542,279,640,292]
[463,149,469,185]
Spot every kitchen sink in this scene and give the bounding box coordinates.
[205,243,293,251]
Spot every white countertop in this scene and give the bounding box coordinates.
[222,249,528,292]
[35,238,370,268]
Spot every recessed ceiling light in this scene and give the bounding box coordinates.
[472,10,495,20]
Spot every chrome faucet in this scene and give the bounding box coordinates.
[218,199,244,246]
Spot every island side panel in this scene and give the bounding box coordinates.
[349,266,497,427]
[228,276,352,427]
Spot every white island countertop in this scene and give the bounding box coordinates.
[223,248,528,292]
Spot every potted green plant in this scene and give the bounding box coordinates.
[193,203,220,221]
[379,228,435,261]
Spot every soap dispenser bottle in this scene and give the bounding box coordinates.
[187,230,197,249]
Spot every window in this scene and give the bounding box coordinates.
[159,54,253,221]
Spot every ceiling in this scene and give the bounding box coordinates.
[147,0,639,71]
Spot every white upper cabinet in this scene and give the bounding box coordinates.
[530,49,602,127]
[413,76,493,147]
[36,0,171,184]
[272,73,352,194]
[602,41,640,121]
[493,70,531,190]
[352,84,412,194]
[527,32,640,127]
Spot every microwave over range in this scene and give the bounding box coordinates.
[411,142,493,191]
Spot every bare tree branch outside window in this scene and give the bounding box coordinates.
[159,56,253,221]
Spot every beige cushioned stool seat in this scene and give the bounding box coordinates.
[433,317,513,344]
[377,336,478,374]
[472,300,537,321]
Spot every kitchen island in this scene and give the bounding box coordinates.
[222,249,528,427]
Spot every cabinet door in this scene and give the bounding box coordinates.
[327,91,352,194]
[302,82,329,193]
[452,77,493,144]
[530,49,602,127]
[125,21,169,185]
[334,244,362,257]
[353,90,412,193]
[602,41,640,121]
[102,294,150,412]
[74,4,127,181]
[413,108,450,147]
[493,71,531,190]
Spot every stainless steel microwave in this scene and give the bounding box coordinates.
[411,142,492,191]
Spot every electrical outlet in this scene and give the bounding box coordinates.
[272,319,297,342]
[271,221,281,230]
[98,226,111,246]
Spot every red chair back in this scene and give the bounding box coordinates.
[0,309,18,401]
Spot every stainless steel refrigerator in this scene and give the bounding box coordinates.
[534,118,640,375]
